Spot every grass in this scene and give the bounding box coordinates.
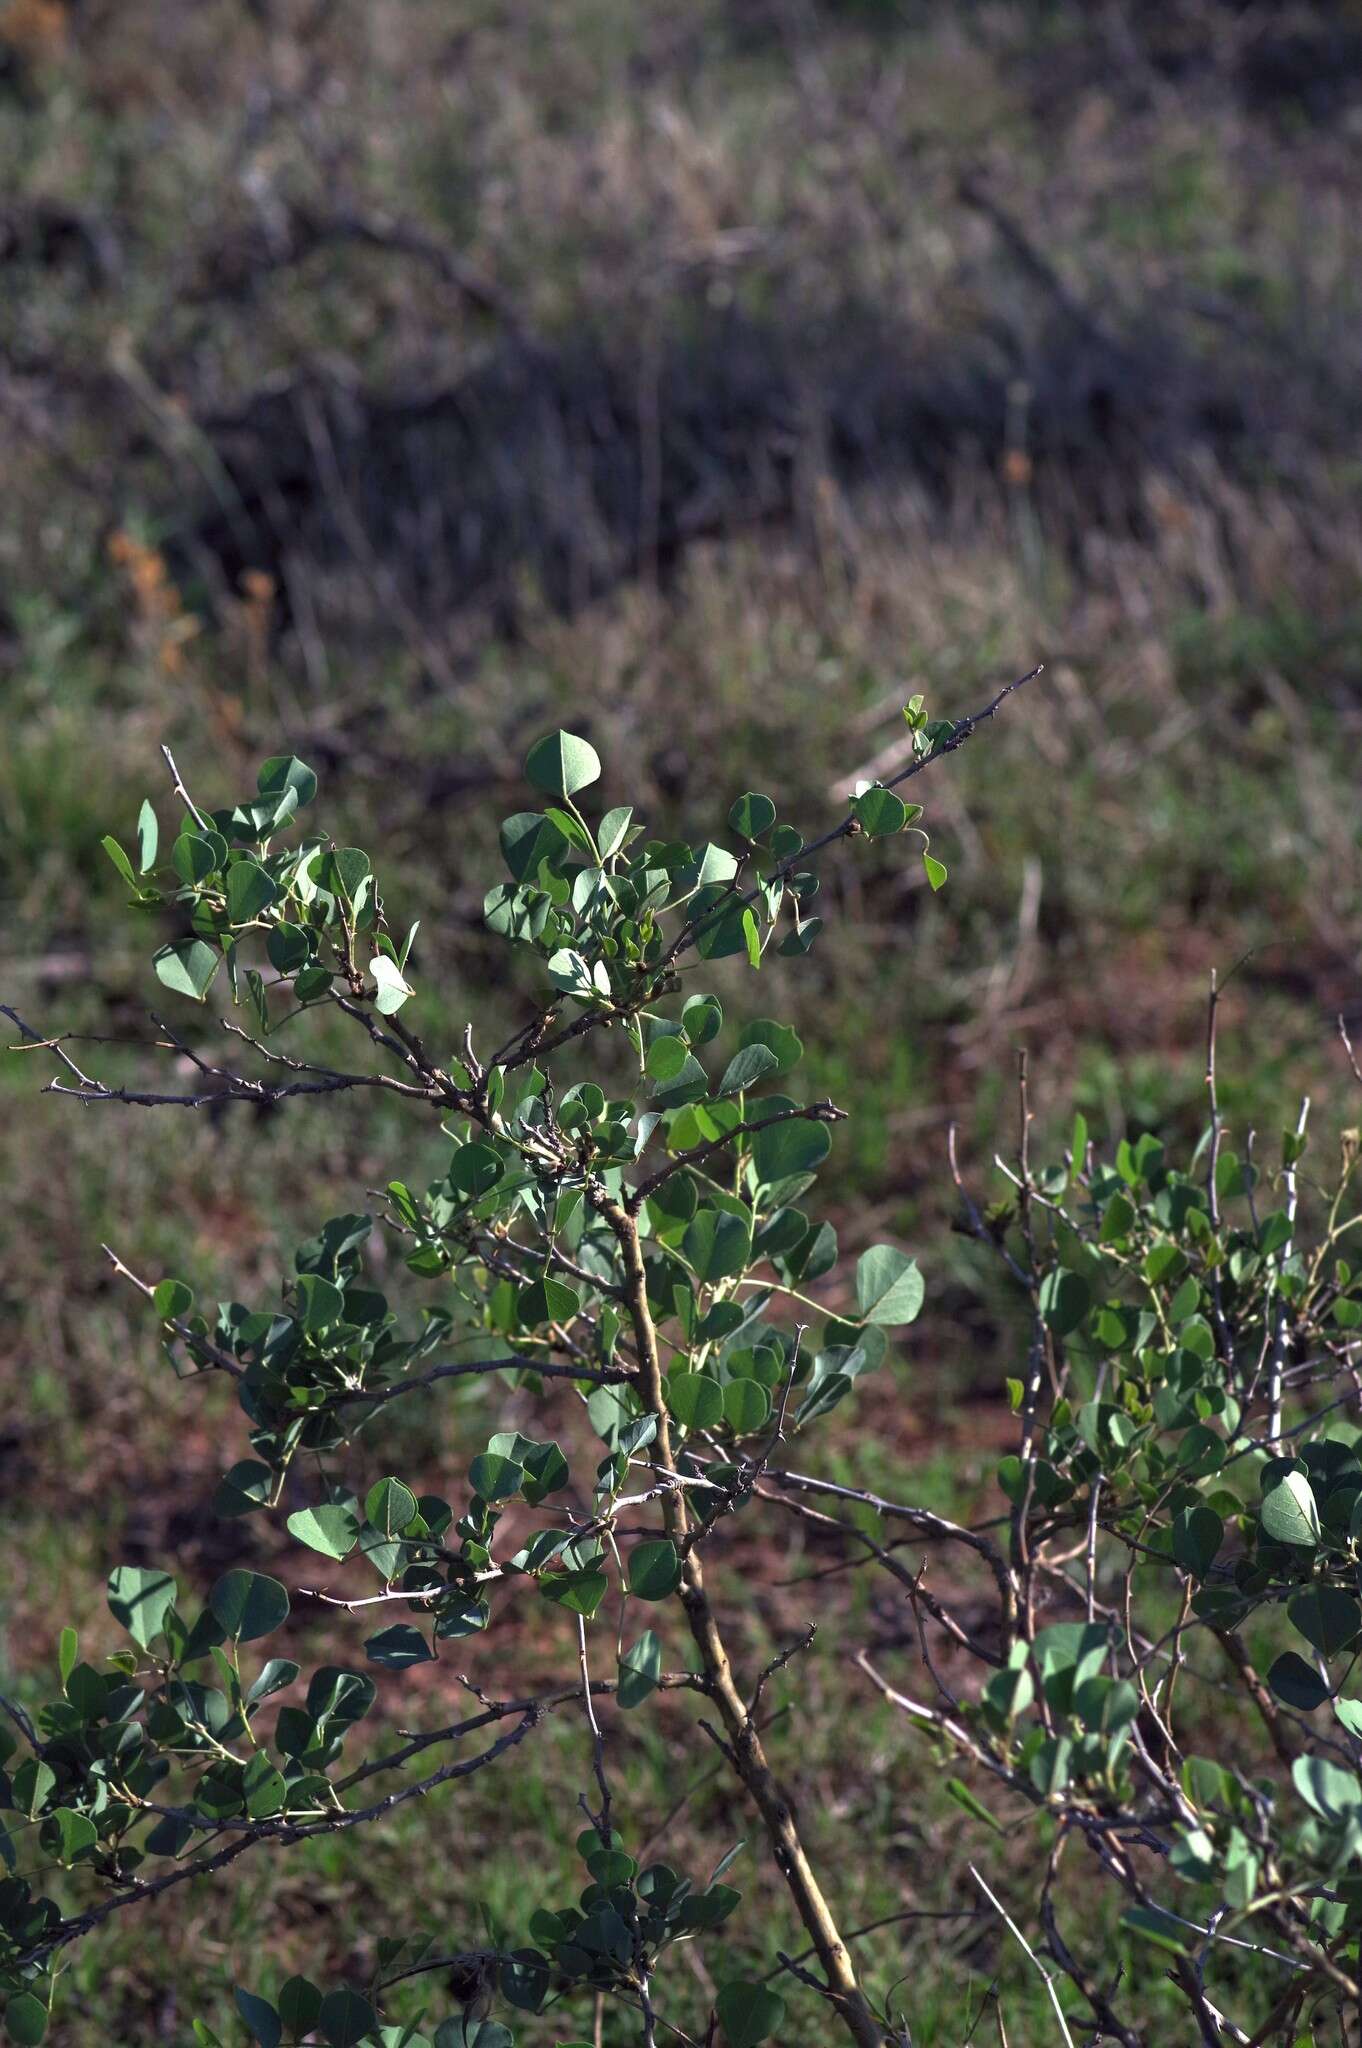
[4,0,1362,2040]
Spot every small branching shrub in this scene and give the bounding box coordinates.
[2,670,1361,2046]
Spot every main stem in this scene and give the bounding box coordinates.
[595,1193,887,2048]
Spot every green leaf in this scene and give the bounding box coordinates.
[618,1631,662,1709]
[448,1143,504,1202]
[101,835,137,888]
[1267,1652,1329,1712]
[1121,1906,1190,1956]
[3,1995,48,2046]
[1288,1586,1361,1659]
[517,1276,580,1329]
[665,1372,724,1431]
[1172,1505,1223,1579]
[258,755,319,809]
[651,1051,711,1109]
[371,953,414,1015]
[541,1569,609,1618]
[365,1624,435,1669]
[172,831,226,884]
[728,792,776,842]
[683,1207,752,1282]
[944,1778,1004,1834]
[278,1980,323,2036]
[715,1982,785,2048]
[850,786,907,837]
[742,906,761,968]
[266,920,311,973]
[738,1018,802,1074]
[287,1505,359,1561]
[153,1277,193,1320]
[245,1659,300,1707]
[296,1272,344,1332]
[108,1565,177,1650]
[716,1044,779,1097]
[525,730,601,798]
[855,1245,924,1326]
[647,1034,691,1082]
[44,1806,97,1864]
[12,1758,55,1819]
[234,1989,282,2048]
[1260,1471,1321,1549]
[751,1116,831,1187]
[1335,1697,1362,1739]
[366,1477,417,1536]
[469,1453,524,1503]
[137,798,159,874]
[226,859,278,923]
[629,1539,682,1600]
[598,805,634,859]
[210,1570,290,1643]
[153,938,220,1002]
[58,1625,78,1687]
[318,1989,378,2048]
[723,1378,771,1434]
[923,853,948,892]
[1039,1267,1091,1337]
[1292,1754,1362,1821]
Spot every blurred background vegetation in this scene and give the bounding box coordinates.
[3,0,1362,2038]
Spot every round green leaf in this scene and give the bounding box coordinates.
[751,1116,831,1187]
[723,1378,771,1434]
[1260,1471,1321,1550]
[469,1452,524,1503]
[1267,1651,1329,1712]
[226,859,278,923]
[738,1018,802,1074]
[618,1630,662,1710]
[855,1245,924,1326]
[1288,1586,1361,1659]
[716,1981,785,2048]
[287,1505,359,1561]
[517,1276,580,1329]
[278,1979,322,2036]
[1172,1505,1223,1579]
[44,1806,97,1864]
[665,1372,724,1431]
[728,792,776,842]
[107,1565,177,1650]
[541,1569,609,1618]
[448,1143,504,1202]
[683,1207,752,1283]
[1292,1753,1362,1821]
[318,1989,377,2048]
[525,729,601,798]
[153,938,221,1002]
[366,1476,417,1536]
[850,786,908,837]
[3,1995,48,2046]
[365,1624,435,1669]
[153,1277,194,1320]
[1038,1266,1091,1338]
[210,1570,290,1643]
[258,755,319,808]
[234,1989,282,2048]
[716,1044,779,1097]
[172,831,221,884]
[629,1539,682,1601]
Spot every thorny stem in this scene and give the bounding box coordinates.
[590,1187,889,2048]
